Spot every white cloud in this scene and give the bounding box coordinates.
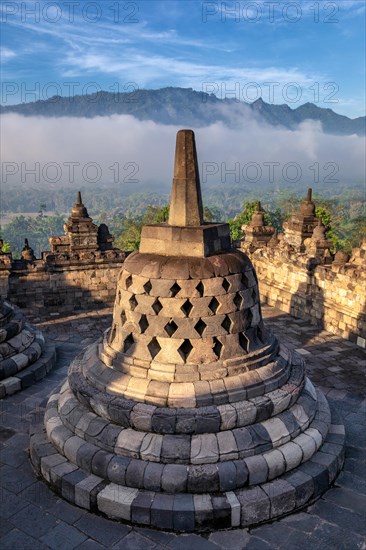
[1,113,364,191]
[1,48,16,62]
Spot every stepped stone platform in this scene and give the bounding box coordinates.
[29,130,345,533]
[0,299,56,398]
[0,307,364,549]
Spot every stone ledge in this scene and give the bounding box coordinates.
[29,405,345,531]
[0,340,56,398]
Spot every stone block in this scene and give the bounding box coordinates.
[283,470,314,507]
[151,493,174,530]
[125,459,147,489]
[143,462,164,491]
[211,495,232,529]
[294,433,317,461]
[76,442,99,472]
[299,460,329,497]
[226,491,241,527]
[217,430,239,460]
[140,433,163,462]
[191,433,219,464]
[280,441,303,471]
[188,463,220,493]
[151,409,176,434]
[97,484,138,521]
[218,461,237,491]
[91,450,113,478]
[245,454,269,485]
[41,453,67,483]
[74,474,103,510]
[193,494,214,529]
[115,428,145,458]
[263,449,286,480]
[62,469,87,503]
[161,434,190,463]
[238,486,270,526]
[262,479,296,518]
[248,424,272,454]
[107,456,130,484]
[173,494,195,531]
[233,427,254,456]
[130,491,154,525]
[161,464,188,493]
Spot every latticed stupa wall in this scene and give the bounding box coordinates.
[29,130,346,531]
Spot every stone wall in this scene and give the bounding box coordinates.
[244,246,366,348]
[3,257,124,319]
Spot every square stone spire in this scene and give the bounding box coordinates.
[140,129,231,257]
[168,129,204,226]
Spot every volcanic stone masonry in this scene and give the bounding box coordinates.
[30,130,345,531]
[0,296,56,397]
[0,192,125,318]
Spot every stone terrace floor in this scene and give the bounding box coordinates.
[0,305,365,550]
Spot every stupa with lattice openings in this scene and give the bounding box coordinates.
[30,130,345,531]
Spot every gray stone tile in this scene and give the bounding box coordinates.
[75,538,107,549]
[168,534,219,550]
[10,502,59,538]
[40,521,88,549]
[0,528,47,550]
[75,514,131,545]
[209,528,251,549]
[112,531,156,550]
[48,498,86,524]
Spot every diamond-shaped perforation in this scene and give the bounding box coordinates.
[170,282,181,297]
[256,325,265,343]
[164,320,178,337]
[239,332,249,353]
[221,315,232,333]
[143,280,152,294]
[244,309,253,329]
[123,333,134,353]
[152,298,163,315]
[120,310,127,325]
[178,339,193,362]
[139,314,149,334]
[110,324,117,343]
[129,295,138,311]
[181,299,193,317]
[233,293,242,310]
[213,337,223,359]
[125,275,133,289]
[148,337,161,359]
[241,272,249,287]
[222,278,230,292]
[208,297,220,314]
[196,281,204,297]
[194,319,207,336]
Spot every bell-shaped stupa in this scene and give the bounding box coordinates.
[30,130,345,531]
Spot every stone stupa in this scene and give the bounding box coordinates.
[0,297,56,397]
[30,130,345,531]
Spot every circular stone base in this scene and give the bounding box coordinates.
[0,340,56,398]
[29,403,345,531]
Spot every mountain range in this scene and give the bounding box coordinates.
[1,87,364,136]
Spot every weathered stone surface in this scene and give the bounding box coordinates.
[28,130,346,534]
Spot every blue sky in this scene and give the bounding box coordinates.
[1,0,365,117]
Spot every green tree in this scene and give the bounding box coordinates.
[228,201,283,241]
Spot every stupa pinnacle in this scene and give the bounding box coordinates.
[30,130,345,531]
[168,129,204,226]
